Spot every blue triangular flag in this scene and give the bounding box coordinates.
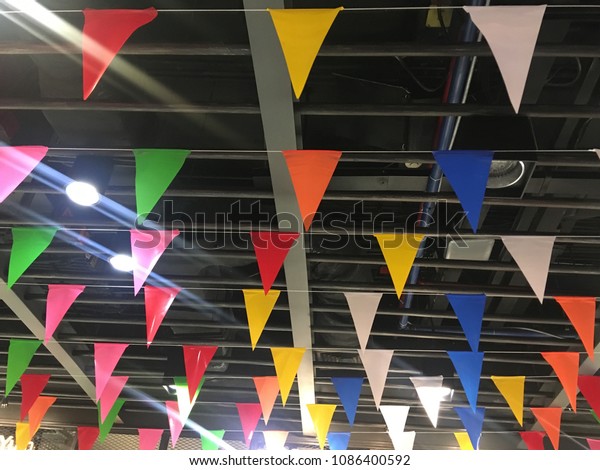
[447,351,484,411]
[447,294,486,352]
[331,377,363,426]
[433,150,494,233]
[327,432,351,450]
[454,407,485,450]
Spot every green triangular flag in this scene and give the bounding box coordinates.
[174,376,204,423]
[133,149,190,221]
[201,429,226,450]
[593,410,600,424]
[98,398,125,443]
[5,339,42,396]
[8,227,57,288]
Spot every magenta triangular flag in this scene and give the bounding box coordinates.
[251,231,299,294]
[20,374,51,421]
[130,229,180,295]
[236,403,263,448]
[166,401,184,448]
[94,343,128,402]
[183,345,218,402]
[45,284,85,344]
[138,428,163,450]
[99,375,128,422]
[145,286,180,347]
[0,146,48,203]
[464,5,546,113]
[578,376,600,416]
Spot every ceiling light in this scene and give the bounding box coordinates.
[109,254,135,272]
[65,181,100,206]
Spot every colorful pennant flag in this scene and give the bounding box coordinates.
[282,150,342,230]
[15,422,30,450]
[447,294,486,351]
[77,426,99,450]
[166,401,184,448]
[28,396,56,439]
[520,431,546,450]
[45,284,85,344]
[455,407,485,450]
[463,5,546,113]
[433,151,494,232]
[454,431,475,450]
[331,377,363,426]
[327,432,351,450]
[554,297,596,359]
[531,407,562,450]
[501,236,555,303]
[94,343,128,402]
[138,428,163,450]
[490,375,525,426]
[251,231,299,294]
[380,405,410,438]
[130,229,180,295]
[98,398,125,443]
[252,376,280,425]
[587,438,600,450]
[5,339,42,396]
[0,146,48,203]
[593,410,600,424]
[82,8,158,100]
[307,404,337,450]
[201,429,226,450]
[410,376,445,428]
[578,376,600,416]
[236,403,263,448]
[447,351,484,411]
[541,352,579,412]
[358,349,394,409]
[183,345,217,402]
[389,431,416,451]
[374,233,423,298]
[99,376,128,423]
[20,374,51,421]
[8,227,57,288]
[271,347,305,406]
[263,431,289,450]
[243,289,281,350]
[174,376,204,425]
[268,8,343,99]
[344,292,382,351]
[144,286,180,347]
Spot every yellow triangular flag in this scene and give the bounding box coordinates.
[374,234,424,298]
[271,347,305,406]
[15,422,30,450]
[307,404,337,450]
[268,8,343,99]
[454,431,475,450]
[491,375,525,426]
[243,289,281,350]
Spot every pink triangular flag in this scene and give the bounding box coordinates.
[144,286,180,347]
[20,374,51,421]
[166,401,184,448]
[45,284,85,344]
[501,236,555,303]
[588,438,600,450]
[138,428,163,450]
[130,229,180,295]
[236,403,263,448]
[0,146,48,203]
[464,5,546,113]
[99,375,129,422]
[183,345,218,402]
[344,292,383,351]
[77,426,99,450]
[358,349,394,409]
[94,343,128,401]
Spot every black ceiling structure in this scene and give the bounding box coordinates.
[0,0,599,451]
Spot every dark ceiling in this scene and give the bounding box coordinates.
[0,0,599,451]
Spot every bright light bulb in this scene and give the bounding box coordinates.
[109,254,134,272]
[66,181,100,206]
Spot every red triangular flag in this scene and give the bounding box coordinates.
[183,345,218,402]
[77,426,99,450]
[20,374,51,421]
[236,403,263,448]
[555,297,596,359]
[578,376,600,416]
[520,431,546,450]
[531,407,562,450]
[82,8,158,100]
[541,352,579,412]
[45,284,85,344]
[166,401,184,448]
[0,146,48,203]
[28,396,56,439]
[282,150,342,230]
[94,343,128,402]
[99,375,129,422]
[251,231,299,293]
[252,376,280,425]
[130,229,180,295]
[588,438,600,450]
[144,286,180,347]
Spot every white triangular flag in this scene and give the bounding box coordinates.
[389,431,416,451]
[344,292,383,351]
[358,349,394,409]
[410,376,444,428]
[380,405,410,436]
[263,431,289,450]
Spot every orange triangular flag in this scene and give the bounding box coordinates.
[271,347,305,406]
[554,297,596,359]
[491,376,525,426]
[541,352,579,412]
[252,376,280,425]
[268,8,343,99]
[531,407,562,450]
[27,396,56,439]
[243,289,280,350]
[282,150,342,230]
